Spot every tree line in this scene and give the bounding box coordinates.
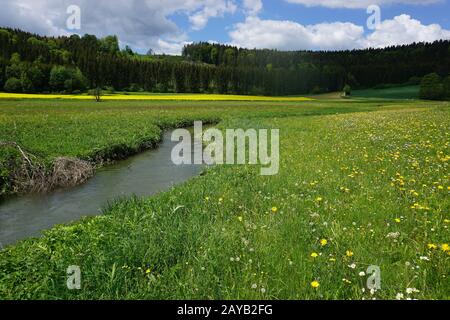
[1,27,450,96]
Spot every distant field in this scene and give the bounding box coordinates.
[0,92,313,102]
[352,85,420,99]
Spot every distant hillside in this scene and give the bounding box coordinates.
[1,27,449,96]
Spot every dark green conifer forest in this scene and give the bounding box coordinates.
[1,28,450,96]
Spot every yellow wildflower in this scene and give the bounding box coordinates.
[441,244,449,252]
[271,207,278,213]
[311,281,320,289]
[320,239,328,246]
[311,252,319,258]
[427,243,438,250]
[346,250,354,257]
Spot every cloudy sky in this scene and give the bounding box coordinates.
[1,0,450,54]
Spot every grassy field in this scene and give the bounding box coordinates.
[0,96,449,300]
[352,85,420,100]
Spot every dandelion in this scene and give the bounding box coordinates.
[315,197,323,202]
[260,288,266,294]
[237,216,243,222]
[251,284,257,289]
[271,207,278,213]
[441,244,449,252]
[396,293,404,300]
[311,280,320,289]
[346,250,354,257]
[311,252,319,258]
[427,243,438,250]
[320,239,328,246]
[394,218,401,223]
[145,268,151,274]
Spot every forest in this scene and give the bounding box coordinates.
[1,27,450,96]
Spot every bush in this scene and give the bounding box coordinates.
[420,73,444,100]
[343,84,351,96]
[50,66,87,93]
[20,73,34,92]
[443,75,450,99]
[4,77,22,93]
[127,83,143,92]
[88,87,103,102]
[102,86,115,94]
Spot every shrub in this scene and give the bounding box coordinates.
[50,66,87,93]
[4,77,22,93]
[343,84,351,96]
[443,75,450,99]
[127,83,143,92]
[20,73,34,92]
[102,86,115,94]
[420,73,444,100]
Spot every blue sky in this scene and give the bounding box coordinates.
[1,0,450,54]
[184,0,450,44]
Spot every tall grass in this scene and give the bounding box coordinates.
[0,98,448,299]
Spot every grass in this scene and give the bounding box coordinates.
[0,96,449,300]
[352,85,420,100]
[0,92,313,102]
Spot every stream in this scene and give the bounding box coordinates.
[0,130,203,247]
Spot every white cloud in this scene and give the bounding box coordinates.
[366,14,450,47]
[0,0,236,54]
[285,0,442,9]
[229,15,450,50]
[229,17,365,50]
[189,0,237,30]
[155,39,192,55]
[243,0,263,16]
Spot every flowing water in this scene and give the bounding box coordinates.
[0,131,203,247]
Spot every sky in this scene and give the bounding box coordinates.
[1,0,450,55]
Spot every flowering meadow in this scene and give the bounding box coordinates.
[0,92,312,102]
[0,98,448,299]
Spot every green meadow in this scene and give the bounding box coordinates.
[352,85,420,100]
[0,96,449,300]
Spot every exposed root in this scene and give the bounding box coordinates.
[51,157,94,189]
[1,141,94,194]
